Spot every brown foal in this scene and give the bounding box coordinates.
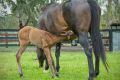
[16,26,74,78]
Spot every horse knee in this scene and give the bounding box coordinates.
[84,48,92,58]
[55,53,60,58]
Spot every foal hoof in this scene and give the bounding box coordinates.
[43,69,48,73]
[52,75,56,78]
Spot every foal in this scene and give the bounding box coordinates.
[16,26,73,78]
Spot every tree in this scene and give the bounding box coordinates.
[98,0,120,29]
[4,0,50,28]
[1,0,120,29]
[0,0,8,29]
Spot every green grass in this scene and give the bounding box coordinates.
[0,50,120,80]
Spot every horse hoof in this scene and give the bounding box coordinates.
[38,63,43,68]
[19,73,23,77]
[45,66,49,70]
[56,66,60,72]
[21,76,24,80]
[39,65,42,68]
[55,72,59,77]
[19,74,24,80]
[88,77,96,80]
[95,72,99,77]
[88,78,93,80]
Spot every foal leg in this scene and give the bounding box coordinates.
[78,32,95,80]
[43,48,56,78]
[44,42,61,72]
[16,45,27,78]
[55,43,61,76]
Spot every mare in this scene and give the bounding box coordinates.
[36,0,109,80]
[16,26,74,78]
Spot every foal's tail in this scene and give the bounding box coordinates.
[88,0,109,71]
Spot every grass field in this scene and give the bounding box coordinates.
[0,49,120,80]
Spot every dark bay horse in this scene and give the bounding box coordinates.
[37,0,109,79]
[16,26,74,78]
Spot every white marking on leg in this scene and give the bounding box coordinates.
[43,69,49,73]
[18,64,23,75]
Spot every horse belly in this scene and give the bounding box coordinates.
[46,6,69,34]
[53,8,69,32]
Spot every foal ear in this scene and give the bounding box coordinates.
[20,16,30,29]
[24,17,30,27]
[19,20,24,29]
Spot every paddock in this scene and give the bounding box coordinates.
[0,46,120,80]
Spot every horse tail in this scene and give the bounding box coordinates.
[88,0,109,71]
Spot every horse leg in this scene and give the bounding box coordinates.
[36,47,49,71]
[78,32,95,80]
[36,47,45,68]
[50,53,56,75]
[44,42,61,73]
[43,48,56,78]
[45,57,49,70]
[16,45,27,78]
[94,51,100,76]
[39,42,62,73]
[55,43,61,76]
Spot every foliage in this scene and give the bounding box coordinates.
[0,0,120,29]
[98,0,120,28]
[5,0,50,27]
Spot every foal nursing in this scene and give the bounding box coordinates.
[16,26,73,78]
